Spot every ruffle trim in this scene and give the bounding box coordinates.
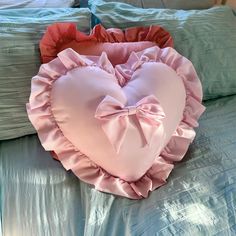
[27,47,205,199]
[40,23,174,63]
[115,46,205,161]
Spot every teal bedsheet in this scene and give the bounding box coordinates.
[0,95,236,236]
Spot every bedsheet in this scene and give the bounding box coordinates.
[0,95,236,236]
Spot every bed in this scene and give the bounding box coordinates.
[0,1,236,235]
[1,95,236,235]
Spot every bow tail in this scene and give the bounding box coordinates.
[138,118,162,146]
[101,116,128,153]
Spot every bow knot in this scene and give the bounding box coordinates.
[95,95,165,153]
[126,106,137,116]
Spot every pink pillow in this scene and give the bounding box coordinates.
[40,23,174,65]
[27,46,205,199]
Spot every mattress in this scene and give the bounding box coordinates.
[0,94,236,236]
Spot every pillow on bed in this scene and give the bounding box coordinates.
[0,0,79,8]
[90,4,236,100]
[27,47,205,199]
[39,23,173,65]
[89,0,216,9]
[0,8,91,140]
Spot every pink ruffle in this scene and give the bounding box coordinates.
[40,23,174,63]
[27,47,205,199]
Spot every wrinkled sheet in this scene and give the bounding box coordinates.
[0,95,236,236]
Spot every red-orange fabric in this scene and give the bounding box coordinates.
[40,23,173,65]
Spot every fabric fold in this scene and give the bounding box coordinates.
[95,94,165,153]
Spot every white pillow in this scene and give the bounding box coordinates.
[0,0,78,8]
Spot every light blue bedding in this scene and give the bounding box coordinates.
[89,4,236,101]
[0,8,91,141]
[1,95,236,235]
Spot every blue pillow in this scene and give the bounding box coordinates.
[90,3,236,100]
[0,8,91,140]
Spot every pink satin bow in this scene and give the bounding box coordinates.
[95,95,165,153]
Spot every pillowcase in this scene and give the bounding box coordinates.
[39,23,173,65]
[89,0,215,9]
[0,8,91,140]
[0,0,78,8]
[90,4,236,100]
[27,47,205,199]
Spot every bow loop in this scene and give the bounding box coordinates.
[95,95,165,153]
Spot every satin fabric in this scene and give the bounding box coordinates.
[39,23,173,65]
[95,95,165,153]
[27,46,205,198]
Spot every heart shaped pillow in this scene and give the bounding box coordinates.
[27,46,205,199]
